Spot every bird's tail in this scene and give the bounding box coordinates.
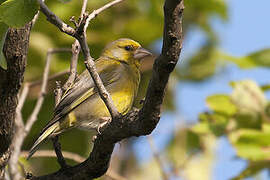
[27,122,59,160]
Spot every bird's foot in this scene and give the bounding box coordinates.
[97,117,111,134]
[92,135,97,142]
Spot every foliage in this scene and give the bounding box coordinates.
[192,79,270,179]
[2,0,270,179]
[0,0,39,69]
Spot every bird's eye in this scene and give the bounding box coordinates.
[124,45,133,51]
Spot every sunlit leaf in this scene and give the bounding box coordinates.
[229,128,270,161]
[231,80,267,114]
[0,0,39,27]
[221,49,270,69]
[198,113,228,136]
[248,49,270,67]
[206,94,237,116]
[192,122,211,135]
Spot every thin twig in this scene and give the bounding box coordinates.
[18,83,30,112]
[63,0,88,91]
[84,0,124,30]
[25,48,70,133]
[78,27,120,118]
[54,81,63,107]
[38,0,76,36]
[53,81,66,167]
[21,150,84,162]
[38,0,123,119]
[52,82,68,168]
[9,47,53,180]
[77,0,126,118]
[29,69,70,88]
[25,49,52,133]
[9,48,71,180]
[21,150,127,180]
[52,137,68,169]
[147,136,169,180]
[62,41,80,91]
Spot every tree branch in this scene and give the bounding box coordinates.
[38,0,122,119]
[63,0,88,91]
[30,0,184,179]
[0,22,32,179]
[8,48,71,180]
[21,150,127,180]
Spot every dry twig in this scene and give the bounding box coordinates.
[63,0,88,91]
[30,0,184,179]
[8,48,71,180]
[38,0,122,119]
[147,136,169,180]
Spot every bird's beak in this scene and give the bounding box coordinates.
[134,47,152,60]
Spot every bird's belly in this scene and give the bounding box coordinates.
[71,84,134,130]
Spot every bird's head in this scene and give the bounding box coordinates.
[101,38,152,67]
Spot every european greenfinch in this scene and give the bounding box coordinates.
[27,38,152,159]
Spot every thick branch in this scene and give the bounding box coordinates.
[31,0,184,179]
[0,23,32,179]
[139,0,184,134]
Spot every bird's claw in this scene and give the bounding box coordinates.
[92,135,97,142]
[97,117,111,134]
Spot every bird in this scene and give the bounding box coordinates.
[27,38,152,159]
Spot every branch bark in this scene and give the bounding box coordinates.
[0,23,32,179]
[30,0,184,179]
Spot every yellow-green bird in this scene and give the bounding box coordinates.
[28,38,152,159]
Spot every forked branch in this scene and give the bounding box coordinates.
[30,0,184,179]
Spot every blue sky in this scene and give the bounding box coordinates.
[133,0,270,179]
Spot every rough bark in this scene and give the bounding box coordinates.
[0,23,32,179]
[31,0,184,179]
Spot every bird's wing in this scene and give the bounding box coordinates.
[41,59,124,133]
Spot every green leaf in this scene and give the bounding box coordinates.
[0,22,8,70]
[198,113,228,136]
[231,161,270,180]
[229,128,270,161]
[0,0,39,27]
[206,94,237,116]
[192,122,211,134]
[248,49,270,67]
[221,49,270,69]
[231,80,267,114]
[234,113,262,129]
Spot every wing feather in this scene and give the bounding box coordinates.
[40,59,124,133]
